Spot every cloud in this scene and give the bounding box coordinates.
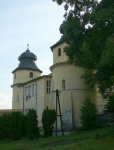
[0,93,12,109]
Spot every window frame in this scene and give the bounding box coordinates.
[17,94,19,101]
[30,72,33,78]
[46,81,51,94]
[29,86,31,98]
[58,48,61,57]
[32,84,35,97]
[25,87,28,96]
[25,109,28,115]
[62,79,65,90]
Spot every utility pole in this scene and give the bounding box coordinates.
[53,89,64,137]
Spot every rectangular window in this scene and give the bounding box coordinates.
[17,95,19,101]
[25,109,28,115]
[46,81,51,94]
[32,84,35,97]
[25,87,28,96]
[29,86,31,98]
[62,80,65,90]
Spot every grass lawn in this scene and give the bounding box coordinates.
[0,126,114,150]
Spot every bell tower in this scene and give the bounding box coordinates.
[11,44,42,109]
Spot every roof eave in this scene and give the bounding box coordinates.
[50,40,64,52]
[12,68,43,74]
[17,75,52,87]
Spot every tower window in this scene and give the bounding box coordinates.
[62,80,65,90]
[30,72,33,78]
[46,81,51,94]
[58,48,61,57]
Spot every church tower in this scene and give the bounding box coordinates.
[11,44,42,109]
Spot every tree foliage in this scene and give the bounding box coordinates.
[42,109,56,138]
[27,109,39,140]
[0,113,10,140]
[22,114,27,137]
[52,0,114,102]
[80,96,97,129]
[9,111,22,140]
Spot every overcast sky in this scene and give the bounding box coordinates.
[0,0,65,109]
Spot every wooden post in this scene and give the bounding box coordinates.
[56,89,58,137]
[58,92,64,136]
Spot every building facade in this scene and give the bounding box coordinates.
[11,24,105,128]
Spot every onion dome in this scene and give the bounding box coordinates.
[12,44,42,73]
[50,21,67,51]
[59,21,67,34]
[18,50,37,61]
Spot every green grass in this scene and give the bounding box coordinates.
[0,126,114,150]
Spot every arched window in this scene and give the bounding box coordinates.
[58,48,61,57]
[30,72,33,78]
[62,80,65,90]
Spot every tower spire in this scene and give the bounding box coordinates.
[27,44,29,50]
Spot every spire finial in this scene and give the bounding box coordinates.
[27,44,29,50]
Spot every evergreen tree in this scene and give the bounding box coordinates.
[42,109,56,138]
[22,115,27,137]
[27,109,39,140]
[9,111,22,140]
[80,96,97,130]
[2,113,11,139]
[0,115,3,140]
[0,113,11,140]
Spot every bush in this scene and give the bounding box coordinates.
[0,113,11,140]
[80,96,97,130]
[0,115,3,140]
[27,109,39,140]
[9,111,22,140]
[22,115,27,137]
[42,109,56,138]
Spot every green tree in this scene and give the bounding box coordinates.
[0,115,3,140]
[2,113,11,139]
[52,0,114,102]
[0,113,11,140]
[27,109,39,140]
[42,109,56,138]
[80,96,97,130]
[22,115,27,137]
[9,111,22,140]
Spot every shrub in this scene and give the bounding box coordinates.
[27,109,39,140]
[22,115,27,137]
[105,96,114,119]
[0,113,11,140]
[2,113,11,139]
[80,96,97,130]
[0,115,3,140]
[9,111,22,140]
[42,109,56,138]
